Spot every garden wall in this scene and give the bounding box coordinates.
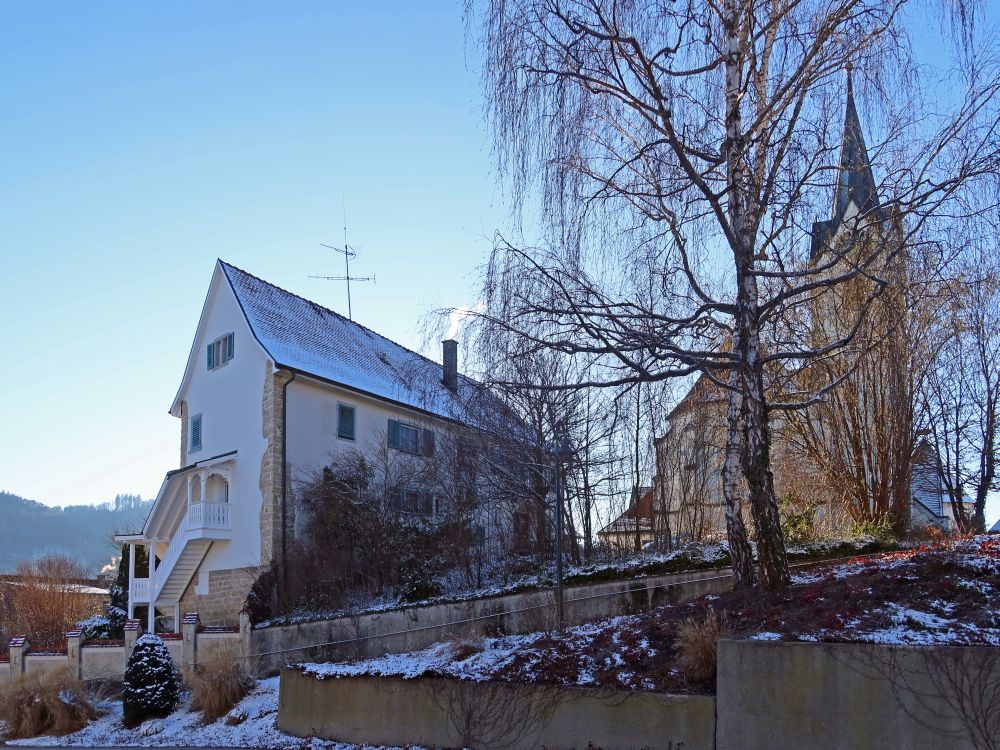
[0,616,242,686]
[249,567,732,675]
[279,640,1000,750]
[278,670,715,750]
[716,639,1000,750]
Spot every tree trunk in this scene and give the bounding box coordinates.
[723,0,788,589]
[723,372,757,588]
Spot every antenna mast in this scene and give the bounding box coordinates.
[309,200,375,320]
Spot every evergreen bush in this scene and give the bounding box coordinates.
[122,634,180,728]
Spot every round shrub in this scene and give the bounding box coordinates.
[122,634,180,728]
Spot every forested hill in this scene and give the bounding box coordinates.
[0,491,153,573]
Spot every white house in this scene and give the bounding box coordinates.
[117,260,500,629]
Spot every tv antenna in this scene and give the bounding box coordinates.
[309,202,375,320]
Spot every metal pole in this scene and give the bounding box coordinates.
[554,452,564,629]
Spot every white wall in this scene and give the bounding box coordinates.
[177,269,271,574]
[285,377,446,491]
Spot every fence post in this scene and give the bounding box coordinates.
[123,618,141,671]
[182,612,200,669]
[65,629,83,680]
[8,635,28,676]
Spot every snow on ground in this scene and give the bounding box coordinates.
[259,537,885,629]
[302,615,647,685]
[257,544,728,628]
[4,678,387,749]
[297,536,1000,695]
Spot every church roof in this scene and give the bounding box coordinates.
[810,69,882,261]
[220,260,500,426]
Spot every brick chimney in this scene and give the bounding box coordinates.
[442,339,458,391]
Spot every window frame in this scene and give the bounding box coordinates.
[387,418,435,456]
[207,332,235,371]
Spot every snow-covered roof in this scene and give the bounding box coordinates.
[990,518,1000,533]
[220,260,492,424]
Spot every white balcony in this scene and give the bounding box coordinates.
[130,577,151,604]
[188,500,231,537]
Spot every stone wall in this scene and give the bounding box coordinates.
[0,616,242,686]
[249,567,732,676]
[258,367,294,569]
[177,567,259,627]
[178,399,189,467]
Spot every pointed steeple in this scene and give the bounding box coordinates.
[833,63,878,221]
[810,65,881,261]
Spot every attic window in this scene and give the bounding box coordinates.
[207,333,235,371]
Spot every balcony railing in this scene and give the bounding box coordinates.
[187,501,231,531]
[130,577,150,603]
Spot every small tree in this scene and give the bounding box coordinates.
[122,634,180,728]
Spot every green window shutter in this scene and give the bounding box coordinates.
[422,429,436,457]
[338,404,356,440]
[190,414,202,451]
[227,332,234,359]
[388,419,400,449]
[207,344,214,370]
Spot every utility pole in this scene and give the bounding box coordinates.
[553,427,572,630]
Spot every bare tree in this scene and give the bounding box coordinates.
[921,246,1000,533]
[469,0,1000,588]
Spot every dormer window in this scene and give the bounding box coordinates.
[207,333,235,370]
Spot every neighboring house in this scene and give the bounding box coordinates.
[118,261,509,629]
[597,487,656,550]
[651,77,950,542]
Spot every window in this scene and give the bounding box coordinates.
[207,333,235,370]
[390,487,435,515]
[190,414,202,452]
[387,419,435,456]
[337,404,356,441]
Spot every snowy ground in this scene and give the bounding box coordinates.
[295,536,1000,695]
[3,678,390,749]
[258,537,890,628]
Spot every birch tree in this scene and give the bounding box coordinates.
[469,0,1000,588]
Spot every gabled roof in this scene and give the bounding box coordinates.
[811,69,882,261]
[219,260,492,424]
[990,518,1000,533]
[598,487,655,536]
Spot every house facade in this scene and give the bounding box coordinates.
[118,261,500,628]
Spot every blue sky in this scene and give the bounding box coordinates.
[0,2,506,505]
[0,2,996,528]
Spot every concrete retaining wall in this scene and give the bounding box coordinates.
[717,640,1000,750]
[278,669,715,750]
[279,640,1000,750]
[251,567,731,675]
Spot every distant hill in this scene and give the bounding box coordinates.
[0,491,153,573]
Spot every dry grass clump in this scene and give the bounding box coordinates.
[0,668,97,739]
[675,609,728,683]
[186,642,255,723]
[447,638,484,661]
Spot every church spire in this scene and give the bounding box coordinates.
[833,63,878,221]
[810,65,881,261]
